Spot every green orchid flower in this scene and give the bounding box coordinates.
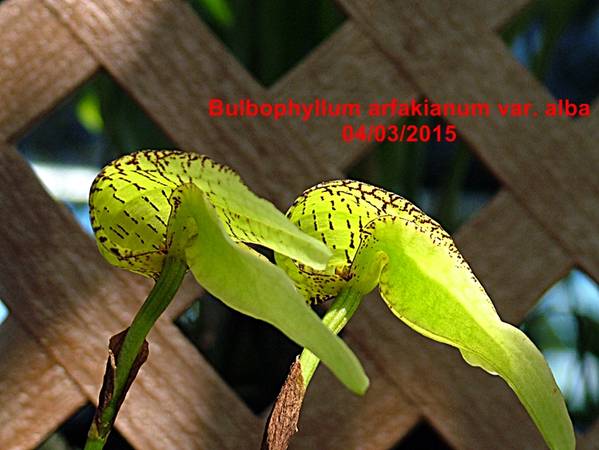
[85,151,367,450]
[274,180,574,450]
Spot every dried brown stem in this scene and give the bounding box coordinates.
[261,359,306,450]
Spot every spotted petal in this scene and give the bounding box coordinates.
[89,150,330,278]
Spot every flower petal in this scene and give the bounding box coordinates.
[90,150,331,277]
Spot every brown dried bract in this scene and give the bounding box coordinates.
[261,359,306,450]
[93,328,149,434]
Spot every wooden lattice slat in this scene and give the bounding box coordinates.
[271,20,418,169]
[0,0,98,142]
[44,0,342,206]
[0,317,85,450]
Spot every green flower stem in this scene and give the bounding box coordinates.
[84,256,187,450]
[84,437,106,450]
[299,286,363,387]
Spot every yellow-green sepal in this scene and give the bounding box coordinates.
[167,183,369,394]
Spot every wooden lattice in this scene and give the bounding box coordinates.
[1,0,598,449]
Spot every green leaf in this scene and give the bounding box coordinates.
[192,0,234,28]
[89,150,330,278]
[168,183,368,394]
[277,180,574,450]
[76,88,104,134]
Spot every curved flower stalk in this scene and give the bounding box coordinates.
[273,180,574,450]
[85,151,367,450]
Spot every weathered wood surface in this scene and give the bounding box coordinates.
[44,0,341,207]
[0,317,85,450]
[0,0,595,448]
[0,0,98,142]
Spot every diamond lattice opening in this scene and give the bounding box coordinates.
[175,288,301,415]
[187,0,346,86]
[0,298,8,327]
[35,403,134,450]
[522,269,599,431]
[15,71,174,234]
[348,116,500,233]
[501,0,599,107]
[390,420,454,450]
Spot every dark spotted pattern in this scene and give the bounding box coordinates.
[90,150,327,280]
[276,180,466,304]
[90,150,253,278]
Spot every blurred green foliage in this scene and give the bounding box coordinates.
[188,0,345,86]
[191,0,235,29]
[522,271,599,429]
[501,0,586,78]
[75,89,103,135]
[74,73,174,162]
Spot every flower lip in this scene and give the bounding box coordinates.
[276,179,422,303]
